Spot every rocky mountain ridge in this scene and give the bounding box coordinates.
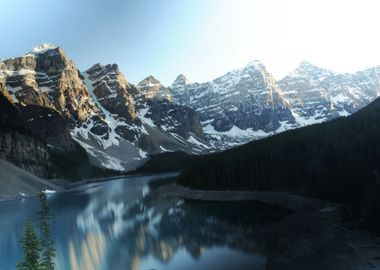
[168,60,297,148]
[279,61,380,124]
[0,44,209,173]
[168,60,380,148]
[1,43,380,174]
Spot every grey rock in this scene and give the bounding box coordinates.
[170,61,295,148]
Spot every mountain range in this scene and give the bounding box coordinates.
[1,43,380,177]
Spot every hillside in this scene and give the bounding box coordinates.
[178,98,380,232]
[0,159,62,200]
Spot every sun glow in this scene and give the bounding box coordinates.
[201,0,380,81]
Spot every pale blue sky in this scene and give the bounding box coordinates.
[1,0,380,85]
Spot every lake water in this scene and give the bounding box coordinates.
[0,173,291,270]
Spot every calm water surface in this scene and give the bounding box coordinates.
[0,173,291,270]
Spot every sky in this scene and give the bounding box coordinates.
[1,0,380,85]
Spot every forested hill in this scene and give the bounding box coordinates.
[178,97,380,226]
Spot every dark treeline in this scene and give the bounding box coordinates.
[178,98,380,232]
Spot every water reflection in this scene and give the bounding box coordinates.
[0,174,291,270]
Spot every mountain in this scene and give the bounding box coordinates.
[137,75,172,101]
[170,61,380,149]
[0,44,95,121]
[0,44,209,174]
[71,63,209,171]
[170,60,296,149]
[1,44,380,177]
[0,91,53,177]
[279,61,380,124]
[0,89,115,181]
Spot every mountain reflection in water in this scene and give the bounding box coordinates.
[0,174,292,270]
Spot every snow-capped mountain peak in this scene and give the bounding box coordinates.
[138,75,162,88]
[292,61,334,79]
[246,59,265,69]
[30,43,59,54]
[172,74,190,88]
[137,75,172,101]
[2,43,380,172]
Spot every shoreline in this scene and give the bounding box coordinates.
[65,171,179,188]
[0,171,179,202]
[158,184,331,212]
[158,184,380,270]
[1,173,378,269]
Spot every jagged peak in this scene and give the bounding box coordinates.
[87,63,119,72]
[29,43,59,55]
[297,60,320,69]
[242,59,267,73]
[296,60,334,72]
[172,74,190,87]
[247,59,264,67]
[90,63,103,69]
[289,60,334,78]
[138,75,162,87]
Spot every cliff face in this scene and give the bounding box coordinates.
[3,44,379,175]
[86,63,138,122]
[137,75,172,101]
[278,61,380,123]
[0,91,116,180]
[0,92,53,177]
[169,61,296,149]
[0,131,52,177]
[140,98,203,139]
[135,75,204,139]
[83,63,140,142]
[18,105,76,151]
[1,44,96,121]
[1,45,208,173]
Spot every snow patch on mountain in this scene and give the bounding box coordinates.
[290,110,326,126]
[138,106,156,127]
[159,145,173,152]
[74,139,126,171]
[80,73,124,148]
[187,135,210,149]
[30,43,59,54]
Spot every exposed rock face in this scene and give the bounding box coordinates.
[0,92,53,177]
[86,63,138,122]
[0,72,14,102]
[135,76,203,139]
[137,75,172,101]
[168,61,380,149]
[171,61,295,132]
[171,74,190,89]
[3,44,380,173]
[1,44,96,122]
[279,61,380,123]
[0,90,119,180]
[1,46,208,172]
[83,63,140,142]
[18,105,76,151]
[139,98,203,139]
[170,61,296,148]
[0,131,52,177]
[71,63,209,171]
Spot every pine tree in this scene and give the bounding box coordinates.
[17,220,41,270]
[38,192,55,270]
